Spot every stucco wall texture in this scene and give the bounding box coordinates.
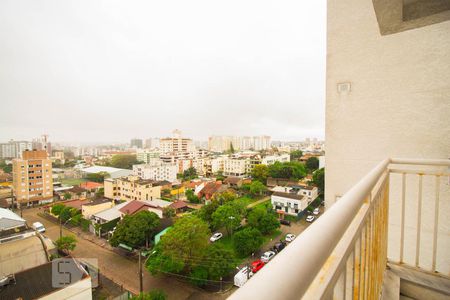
[325,0,450,274]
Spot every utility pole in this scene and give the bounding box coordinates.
[138,249,143,293]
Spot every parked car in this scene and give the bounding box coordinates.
[313,208,320,215]
[306,215,315,223]
[251,259,265,273]
[279,219,291,226]
[285,233,296,242]
[32,222,45,233]
[210,232,223,242]
[261,251,276,263]
[273,241,286,253]
[234,266,253,287]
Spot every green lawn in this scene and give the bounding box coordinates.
[60,178,87,186]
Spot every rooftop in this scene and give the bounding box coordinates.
[0,257,89,300]
[272,191,305,201]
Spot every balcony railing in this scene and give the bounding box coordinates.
[229,158,450,300]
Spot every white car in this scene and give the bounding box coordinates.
[285,233,296,243]
[210,232,223,242]
[306,215,315,223]
[32,222,46,233]
[261,251,276,263]
[313,208,320,215]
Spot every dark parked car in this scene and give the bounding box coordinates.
[279,219,291,226]
[273,241,286,253]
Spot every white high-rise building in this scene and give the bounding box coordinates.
[133,162,177,183]
[160,130,194,154]
[0,140,32,159]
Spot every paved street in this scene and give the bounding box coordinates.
[20,207,232,300]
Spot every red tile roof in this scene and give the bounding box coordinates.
[119,200,162,215]
[170,200,188,210]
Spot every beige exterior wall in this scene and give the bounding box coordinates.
[103,176,161,202]
[326,0,450,273]
[82,202,113,219]
[12,150,53,205]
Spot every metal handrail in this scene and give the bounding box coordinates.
[228,158,449,300]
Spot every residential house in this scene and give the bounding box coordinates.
[271,191,309,217]
[91,201,129,225]
[197,181,224,200]
[119,199,172,218]
[79,181,104,192]
[169,200,189,214]
[81,198,114,219]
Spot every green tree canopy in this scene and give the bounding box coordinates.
[51,203,66,216]
[233,227,264,257]
[306,157,320,172]
[147,215,211,274]
[0,160,12,173]
[248,181,267,197]
[182,167,198,180]
[197,201,220,225]
[110,154,139,169]
[251,164,269,184]
[95,187,104,198]
[55,235,77,253]
[290,150,303,161]
[247,206,280,234]
[110,211,160,248]
[185,189,200,203]
[60,206,75,222]
[211,202,243,235]
[205,243,237,280]
[63,192,72,200]
[268,161,306,180]
[86,172,109,183]
[211,190,237,205]
[312,168,325,193]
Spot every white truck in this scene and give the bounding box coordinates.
[234,266,253,287]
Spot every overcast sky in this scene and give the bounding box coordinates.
[0,0,326,143]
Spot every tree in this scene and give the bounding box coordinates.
[247,206,280,234]
[182,167,197,180]
[211,202,243,235]
[312,168,325,193]
[233,227,264,257]
[251,165,269,184]
[148,216,210,274]
[306,157,319,172]
[95,187,104,198]
[229,142,235,154]
[63,192,72,200]
[110,211,160,248]
[248,181,267,197]
[290,150,303,161]
[185,189,200,203]
[197,201,220,224]
[110,154,139,169]
[206,243,237,280]
[211,190,237,205]
[215,171,225,181]
[86,172,108,183]
[0,160,12,173]
[60,206,74,223]
[268,161,306,180]
[163,206,176,218]
[51,203,66,216]
[189,266,208,286]
[55,235,77,254]
[131,290,166,300]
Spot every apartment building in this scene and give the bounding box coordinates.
[104,176,161,201]
[136,149,160,164]
[130,138,143,148]
[0,140,32,159]
[159,130,194,154]
[12,150,53,206]
[261,153,290,165]
[223,158,247,177]
[133,162,177,182]
[31,134,51,156]
[208,135,272,152]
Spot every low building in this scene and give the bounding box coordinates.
[197,181,224,200]
[169,200,189,214]
[79,181,104,192]
[91,201,128,225]
[271,192,309,216]
[104,176,162,202]
[224,176,247,188]
[119,199,171,218]
[133,162,177,183]
[80,166,133,179]
[81,198,114,219]
[64,186,88,199]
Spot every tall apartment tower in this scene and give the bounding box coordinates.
[12,150,53,206]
